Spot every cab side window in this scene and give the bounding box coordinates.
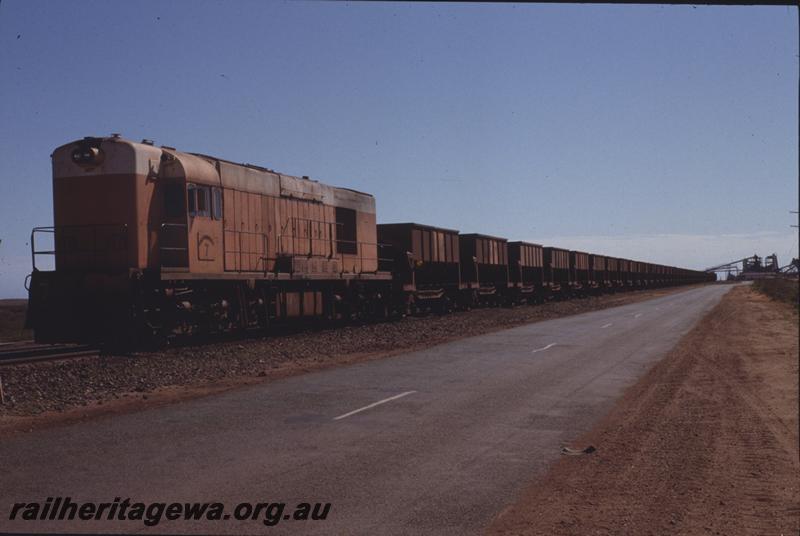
[187,185,197,214]
[197,187,209,216]
[187,184,211,218]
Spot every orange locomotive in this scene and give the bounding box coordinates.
[27,135,392,343]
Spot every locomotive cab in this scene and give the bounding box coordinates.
[27,136,167,342]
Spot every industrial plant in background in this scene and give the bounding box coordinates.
[706,254,800,281]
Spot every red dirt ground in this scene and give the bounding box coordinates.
[489,285,799,536]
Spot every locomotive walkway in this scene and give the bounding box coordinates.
[0,285,732,535]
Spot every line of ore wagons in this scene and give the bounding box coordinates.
[376,222,712,309]
[34,136,713,342]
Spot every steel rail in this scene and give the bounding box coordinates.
[0,344,100,366]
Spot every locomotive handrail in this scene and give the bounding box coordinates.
[275,218,394,273]
[159,223,188,230]
[277,235,393,273]
[224,229,271,273]
[159,222,189,251]
[31,224,128,271]
[159,222,189,268]
[30,226,55,270]
[278,218,336,259]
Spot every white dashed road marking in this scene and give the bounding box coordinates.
[531,343,557,354]
[334,391,417,421]
[601,323,613,329]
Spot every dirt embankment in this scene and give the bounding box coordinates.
[0,286,701,429]
[489,285,799,536]
[752,277,799,309]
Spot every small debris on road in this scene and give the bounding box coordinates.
[561,445,596,456]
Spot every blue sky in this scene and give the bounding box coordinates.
[0,1,797,297]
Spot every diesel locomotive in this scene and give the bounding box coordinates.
[25,135,714,344]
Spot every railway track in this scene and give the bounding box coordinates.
[0,342,100,366]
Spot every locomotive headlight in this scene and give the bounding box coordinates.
[71,146,104,167]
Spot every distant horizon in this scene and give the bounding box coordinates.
[1,2,797,298]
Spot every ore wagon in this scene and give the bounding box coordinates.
[618,258,633,288]
[630,260,644,287]
[589,254,609,290]
[543,246,571,296]
[569,250,591,293]
[377,223,461,313]
[458,233,510,305]
[605,257,620,289]
[507,241,545,303]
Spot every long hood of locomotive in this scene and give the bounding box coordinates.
[52,136,375,214]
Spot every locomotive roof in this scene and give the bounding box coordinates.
[53,135,376,213]
[188,151,373,198]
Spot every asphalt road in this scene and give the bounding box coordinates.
[0,284,732,535]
